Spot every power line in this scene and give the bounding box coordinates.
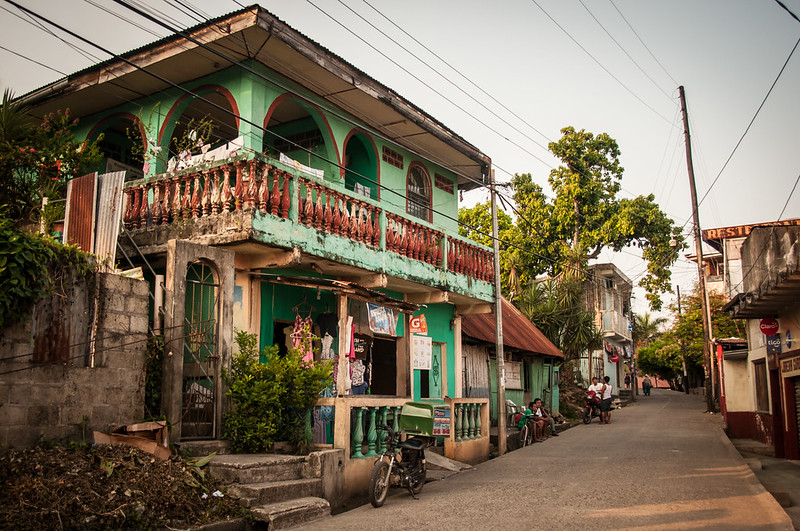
[530,0,675,125]
[608,0,679,88]
[577,0,674,101]
[304,0,554,169]
[773,0,800,24]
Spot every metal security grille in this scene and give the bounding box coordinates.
[182,262,219,440]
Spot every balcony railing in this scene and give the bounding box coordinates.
[601,310,631,340]
[122,155,493,283]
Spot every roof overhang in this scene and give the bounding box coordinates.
[725,272,800,319]
[18,5,489,189]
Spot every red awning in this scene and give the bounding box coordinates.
[461,298,563,358]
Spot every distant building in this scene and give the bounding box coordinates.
[579,264,633,391]
[698,219,800,459]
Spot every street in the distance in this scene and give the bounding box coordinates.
[295,390,793,530]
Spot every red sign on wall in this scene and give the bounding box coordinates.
[759,318,779,335]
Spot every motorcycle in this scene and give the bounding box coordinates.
[583,390,601,424]
[368,424,429,507]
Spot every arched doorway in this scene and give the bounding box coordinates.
[160,87,239,173]
[263,96,338,179]
[182,260,220,440]
[344,132,378,199]
[87,113,145,180]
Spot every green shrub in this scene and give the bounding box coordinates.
[222,329,333,453]
[0,214,94,328]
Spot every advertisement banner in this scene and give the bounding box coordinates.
[367,303,397,336]
[412,334,432,370]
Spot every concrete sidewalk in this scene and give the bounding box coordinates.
[295,389,793,530]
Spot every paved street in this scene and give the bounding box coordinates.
[296,390,793,530]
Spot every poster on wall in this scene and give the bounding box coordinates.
[367,303,397,336]
[412,334,432,370]
[504,361,521,389]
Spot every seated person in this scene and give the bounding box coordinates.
[516,404,534,431]
[588,376,603,405]
[528,400,548,442]
[534,398,558,437]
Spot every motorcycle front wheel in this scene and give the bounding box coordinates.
[409,461,426,495]
[582,407,591,424]
[369,460,391,507]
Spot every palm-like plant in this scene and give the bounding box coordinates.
[631,312,668,348]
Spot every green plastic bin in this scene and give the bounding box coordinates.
[399,401,451,437]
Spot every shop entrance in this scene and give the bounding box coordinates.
[418,343,442,399]
[370,337,397,395]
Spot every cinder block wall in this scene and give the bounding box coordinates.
[0,273,149,449]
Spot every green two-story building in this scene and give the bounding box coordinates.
[20,5,498,483]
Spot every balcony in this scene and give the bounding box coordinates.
[601,310,632,341]
[121,153,494,301]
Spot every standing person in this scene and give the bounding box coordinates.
[600,376,613,424]
[642,375,652,396]
[624,373,631,389]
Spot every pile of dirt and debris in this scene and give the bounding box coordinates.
[0,444,249,530]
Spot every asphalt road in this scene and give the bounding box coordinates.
[295,389,793,530]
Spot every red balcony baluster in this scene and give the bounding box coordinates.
[364,205,373,245]
[271,169,281,216]
[349,202,359,240]
[201,171,211,217]
[280,172,291,219]
[245,160,257,210]
[324,195,333,233]
[385,215,395,251]
[138,185,149,229]
[314,185,324,230]
[340,198,350,236]
[302,183,313,225]
[221,166,232,213]
[258,165,269,212]
[210,170,221,215]
[233,161,244,210]
[123,188,133,229]
[191,173,202,218]
[372,208,380,247]
[181,174,192,220]
[332,194,341,235]
[171,177,182,220]
[151,182,162,225]
[160,180,171,225]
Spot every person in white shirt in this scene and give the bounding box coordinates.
[588,376,603,405]
[600,376,613,424]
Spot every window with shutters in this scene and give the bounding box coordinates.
[406,164,431,222]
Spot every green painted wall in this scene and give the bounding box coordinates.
[487,358,558,423]
[77,62,464,231]
[411,303,455,401]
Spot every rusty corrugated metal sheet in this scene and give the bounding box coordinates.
[461,298,563,358]
[64,172,98,252]
[94,171,126,270]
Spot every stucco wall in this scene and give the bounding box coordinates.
[0,273,149,449]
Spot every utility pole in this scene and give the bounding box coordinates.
[490,168,507,455]
[676,286,690,395]
[679,86,715,413]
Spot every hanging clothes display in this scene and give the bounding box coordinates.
[292,313,314,362]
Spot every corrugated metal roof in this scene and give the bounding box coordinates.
[461,298,563,359]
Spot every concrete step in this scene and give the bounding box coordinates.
[208,454,306,484]
[250,496,330,530]
[178,440,231,457]
[229,478,323,507]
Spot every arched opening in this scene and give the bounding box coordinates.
[406,163,432,222]
[166,91,239,163]
[344,132,378,199]
[263,97,337,179]
[182,260,220,440]
[87,113,145,180]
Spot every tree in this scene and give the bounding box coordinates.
[636,286,742,390]
[510,127,684,310]
[631,312,668,348]
[0,89,102,224]
[516,274,601,373]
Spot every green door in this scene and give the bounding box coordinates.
[415,343,442,400]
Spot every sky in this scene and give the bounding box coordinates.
[1,0,799,316]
